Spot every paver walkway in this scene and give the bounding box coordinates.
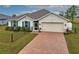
[19,32,69,54]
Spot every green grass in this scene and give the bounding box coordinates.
[65,19,79,54]
[73,18,79,23]
[0,26,37,54]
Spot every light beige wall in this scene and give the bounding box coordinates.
[39,14,67,23]
[18,16,33,28]
[39,14,68,30]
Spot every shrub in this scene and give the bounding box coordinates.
[25,27,30,32]
[20,27,25,31]
[5,27,14,31]
[20,27,30,32]
[5,26,9,30]
[14,27,20,31]
[9,27,14,31]
[5,26,30,32]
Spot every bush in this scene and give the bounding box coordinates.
[20,27,25,31]
[5,26,9,30]
[9,27,14,31]
[5,26,30,32]
[14,27,20,31]
[20,27,30,32]
[25,27,30,32]
[5,27,14,31]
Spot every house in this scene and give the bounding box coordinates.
[0,14,10,25]
[8,9,72,32]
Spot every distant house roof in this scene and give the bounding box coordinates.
[0,14,10,19]
[0,19,6,20]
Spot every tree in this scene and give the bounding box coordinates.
[65,5,77,22]
[65,9,69,19]
[70,5,77,22]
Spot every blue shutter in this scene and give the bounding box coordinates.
[27,21,30,27]
[16,21,18,27]
[22,21,24,27]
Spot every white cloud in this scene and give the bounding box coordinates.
[16,10,37,15]
[17,5,71,15]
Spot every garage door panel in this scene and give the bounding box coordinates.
[42,22,64,32]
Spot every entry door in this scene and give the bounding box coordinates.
[34,21,39,30]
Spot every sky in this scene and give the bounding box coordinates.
[0,5,78,16]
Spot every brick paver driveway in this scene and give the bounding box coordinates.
[19,32,69,54]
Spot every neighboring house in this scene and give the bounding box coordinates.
[0,14,10,25]
[8,9,72,32]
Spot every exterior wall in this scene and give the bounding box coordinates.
[39,14,68,32]
[0,19,8,25]
[8,21,11,26]
[8,16,34,31]
[66,22,72,31]
[18,16,33,30]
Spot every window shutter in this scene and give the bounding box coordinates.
[16,21,18,27]
[28,21,30,27]
[22,21,24,27]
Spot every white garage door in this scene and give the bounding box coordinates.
[42,22,64,32]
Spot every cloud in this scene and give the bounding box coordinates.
[17,5,71,15]
[16,10,37,15]
[28,5,71,12]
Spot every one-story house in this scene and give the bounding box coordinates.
[0,14,10,25]
[8,9,72,32]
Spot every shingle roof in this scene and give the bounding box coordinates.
[0,14,10,19]
[26,9,50,19]
[9,9,69,21]
[17,9,69,21]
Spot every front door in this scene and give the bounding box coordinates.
[25,21,28,27]
[34,21,39,30]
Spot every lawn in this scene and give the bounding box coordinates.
[0,26,37,54]
[65,19,79,54]
[73,18,79,24]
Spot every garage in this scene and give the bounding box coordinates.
[41,22,64,32]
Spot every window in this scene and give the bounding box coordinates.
[25,21,28,27]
